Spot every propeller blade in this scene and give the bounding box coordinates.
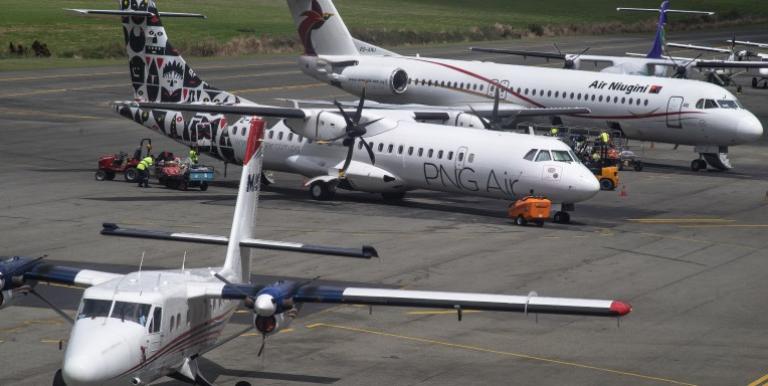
[359,117,383,129]
[553,43,563,56]
[492,87,500,123]
[257,335,266,357]
[340,141,355,175]
[573,46,591,60]
[468,106,492,129]
[333,100,355,129]
[361,138,376,164]
[354,87,367,124]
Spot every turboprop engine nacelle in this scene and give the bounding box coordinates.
[284,110,349,142]
[334,65,409,96]
[253,313,291,337]
[0,289,18,309]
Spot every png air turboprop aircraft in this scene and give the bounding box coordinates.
[0,124,631,386]
[665,39,768,90]
[286,0,764,171]
[72,1,601,223]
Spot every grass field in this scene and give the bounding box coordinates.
[1,0,767,69]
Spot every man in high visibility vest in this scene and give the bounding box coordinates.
[549,127,559,137]
[599,131,610,145]
[136,155,153,188]
[189,148,199,165]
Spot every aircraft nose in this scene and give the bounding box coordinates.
[567,166,600,201]
[62,354,104,386]
[736,113,763,143]
[62,319,142,385]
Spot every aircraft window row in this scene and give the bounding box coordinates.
[169,312,182,332]
[408,78,485,92]
[267,129,306,143]
[508,85,650,106]
[362,141,473,162]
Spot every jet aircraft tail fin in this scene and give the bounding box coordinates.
[286,0,360,56]
[222,118,267,283]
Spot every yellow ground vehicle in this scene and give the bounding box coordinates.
[508,196,551,227]
[594,165,619,191]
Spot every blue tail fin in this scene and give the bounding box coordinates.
[646,0,670,58]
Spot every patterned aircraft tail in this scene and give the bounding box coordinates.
[286,0,359,56]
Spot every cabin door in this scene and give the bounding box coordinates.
[666,96,684,128]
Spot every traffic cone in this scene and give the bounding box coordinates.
[619,184,628,197]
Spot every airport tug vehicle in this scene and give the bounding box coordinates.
[95,138,152,182]
[508,196,552,227]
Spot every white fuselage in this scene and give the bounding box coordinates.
[250,118,600,204]
[62,269,239,386]
[300,55,763,147]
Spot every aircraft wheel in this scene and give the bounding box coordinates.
[753,77,759,88]
[309,181,334,200]
[633,162,643,172]
[52,369,66,386]
[535,220,544,228]
[179,180,188,191]
[737,85,743,93]
[105,171,116,180]
[690,159,706,171]
[553,211,570,224]
[200,182,209,191]
[95,169,107,181]
[381,192,406,202]
[124,168,138,182]
[599,178,615,191]
[515,215,527,226]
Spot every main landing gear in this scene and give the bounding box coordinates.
[752,77,768,89]
[692,146,732,172]
[309,180,336,201]
[553,211,571,224]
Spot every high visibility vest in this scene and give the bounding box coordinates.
[136,161,146,171]
[189,150,199,163]
[600,132,610,143]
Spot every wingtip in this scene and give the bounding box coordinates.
[362,246,379,258]
[610,300,632,316]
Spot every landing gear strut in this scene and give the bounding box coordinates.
[309,180,336,200]
[690,158,707,171]
[553,211,570,224]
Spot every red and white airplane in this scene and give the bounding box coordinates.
[0,122,630,386]
[285,0,764,171]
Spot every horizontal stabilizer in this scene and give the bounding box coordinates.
[66,9,206,18]
[728,40,768,49]
[666,42,731,53]
[135,102,307,119]
[101,223,377,258]
[616,7,714,15]
[470,47,566,60]
[695,60,768,69]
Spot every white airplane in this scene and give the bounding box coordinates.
[72,1,602,223]
[666,39,768,89]
[285,0,764,171]
[729,40,768,88]
[0,123,631,386]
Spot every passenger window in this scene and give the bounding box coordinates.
[599,95,603,102]
[408,146,414,156]
[418,148,424,157]
[523,149,537,161]
[555,91,560,98]
[437,150,444,159]
[705,99,718,109]
[278,132,283,140]
[644,99,649,106]
[447,151,453,160]
[288,133,293,141]
[170,315,175,331]
[428,149,434,158]
[241,127,246,136]
[458,153,464,161]
[176,313,181,330]
[468,153,475,163]
[388,144,394,153]
[378,143,384,152]
[535,150,552,162]
[268,130,274,139]
[397,145,403,154]
[524,88,529,95]
[358,141,364,150]
[621,97,626,104]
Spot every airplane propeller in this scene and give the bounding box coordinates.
[555,44,590,69]
[470,87,503,130]
[333,87,381,177]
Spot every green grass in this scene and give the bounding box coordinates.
[1,0,767,69]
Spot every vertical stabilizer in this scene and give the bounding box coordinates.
[222,118,266,283]
[646,0,669,59]
[120,0,238,103]
[286,0,358,56]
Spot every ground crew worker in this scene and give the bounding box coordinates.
[136,155,153,188]
[599,131,610,145]
[189,148,199,165]
[549,127,559,137]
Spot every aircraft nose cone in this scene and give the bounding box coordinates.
[568,167,600,201]
[736,114,763,143]
[62,355,107,386]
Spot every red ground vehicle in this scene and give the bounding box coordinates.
[156,161,214,191]
[507,196,552,227]
[95,138,152,182]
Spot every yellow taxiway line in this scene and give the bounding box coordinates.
[748,373,768,386]
[627,218,734,224]
[305,322,697,386]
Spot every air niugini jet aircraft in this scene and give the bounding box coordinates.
[286,0,764,171]
[0,121,630,386]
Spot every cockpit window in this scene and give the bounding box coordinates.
[717,100,739,109]
[78,299,112,320]
[704,99,718,109]
[552,150,574,162]
[523,149,537,161]
[111,301,152,326]
[695,99,704,109]
[535,150,552,162]
[568,150,581,163]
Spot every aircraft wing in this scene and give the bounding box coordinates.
[470,47,619,66]
[728,40,768,49]
[23,263,121,288]
[693,60,768,69]
[210,282,631,317]
[666,42,731,54]
[135,101,308,118]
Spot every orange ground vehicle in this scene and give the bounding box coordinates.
[507,196,551,227]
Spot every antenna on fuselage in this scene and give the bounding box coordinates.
[138,251,145,280]
[181,251,187,272]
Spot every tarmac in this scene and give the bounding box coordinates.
[1,27,768,386]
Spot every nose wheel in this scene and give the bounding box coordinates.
[553,211,570,224]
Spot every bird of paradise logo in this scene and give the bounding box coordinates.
[298,0,334,55]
